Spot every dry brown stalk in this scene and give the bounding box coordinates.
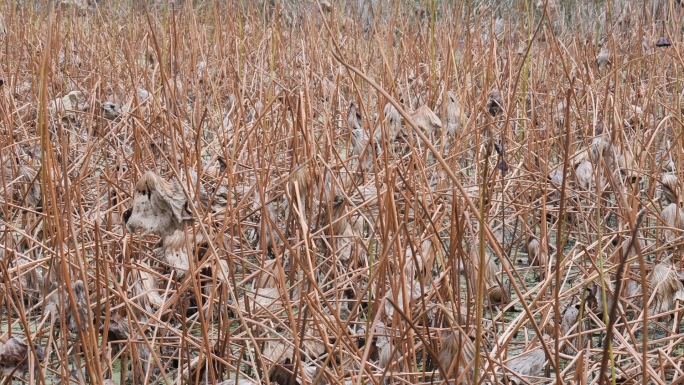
[0,2,683,384]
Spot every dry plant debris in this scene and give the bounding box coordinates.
[1,1,684,384]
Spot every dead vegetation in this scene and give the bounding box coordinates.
[2,0,684,384]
